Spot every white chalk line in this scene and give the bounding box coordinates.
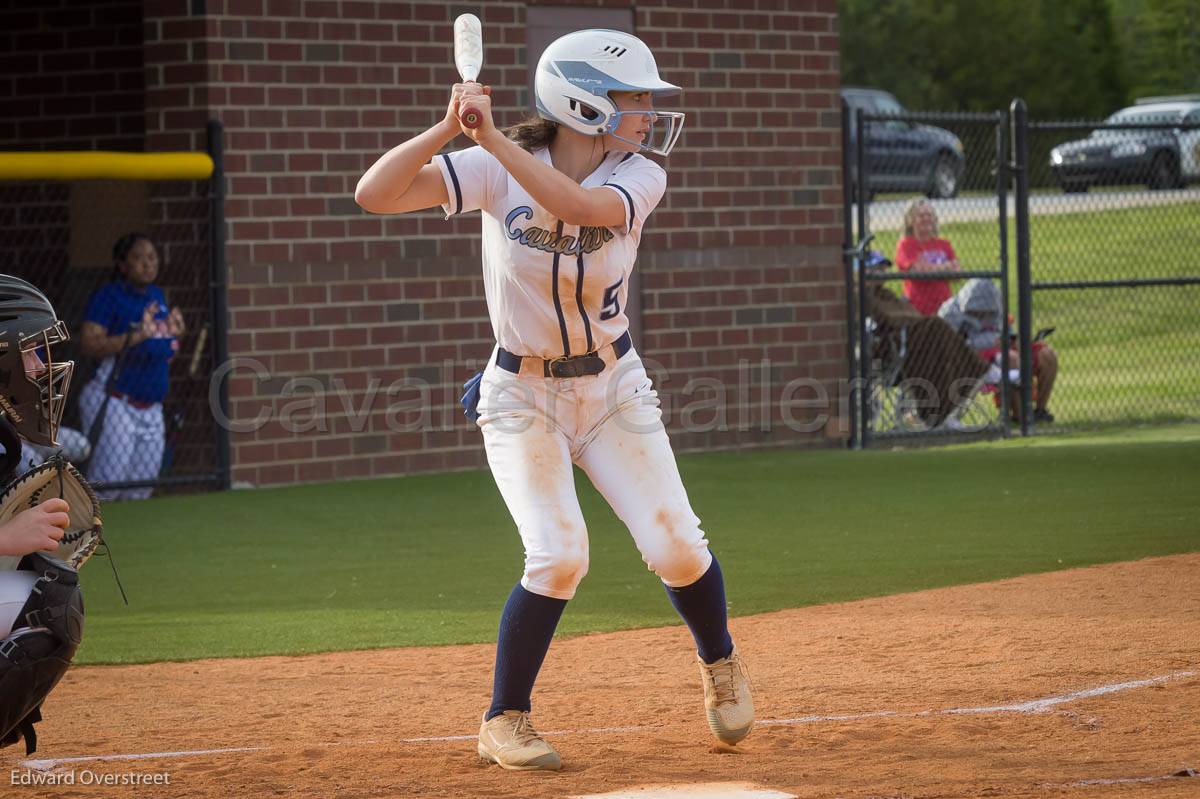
[19,669,1196,773]
[398,723,646,744]
[22,746,266,771]
[762,668,1197,725]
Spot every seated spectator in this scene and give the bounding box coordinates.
[77,233,185,500]
[937,279,1058,423]
[894,198,961,316]
[866,281,989,429]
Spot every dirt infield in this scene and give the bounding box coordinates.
[7,554,1199,798]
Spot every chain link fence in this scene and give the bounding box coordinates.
[1026,116,1200,427]
[0,137,229,498]
[843,101,1200,446]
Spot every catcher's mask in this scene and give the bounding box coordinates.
[0,275,73,448]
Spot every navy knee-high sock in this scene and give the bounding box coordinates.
[664,556,734,664]
[485,583,568,721]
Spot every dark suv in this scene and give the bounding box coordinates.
[842,87,966,199]
[1049,98,1200,192]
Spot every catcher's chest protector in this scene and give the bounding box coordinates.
[0,553,84,754]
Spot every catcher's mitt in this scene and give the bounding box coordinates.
[0,457,102,571]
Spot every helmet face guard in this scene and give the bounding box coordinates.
[604,110,685,157]
[28,321,74,447]
[1,320,74,447]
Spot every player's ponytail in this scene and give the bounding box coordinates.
[503,116,558,151]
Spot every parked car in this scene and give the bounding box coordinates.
[1048,97,1200,192]
[842,87,966,199]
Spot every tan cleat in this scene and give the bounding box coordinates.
[477,710,562,771]
[698,648,754,744]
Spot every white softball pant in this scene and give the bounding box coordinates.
[0,571,37,638]
[79,375,164,501]
[476,345,713,600]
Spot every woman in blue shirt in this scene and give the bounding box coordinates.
[77,233,185,499]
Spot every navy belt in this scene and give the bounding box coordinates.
[497,331,632,378]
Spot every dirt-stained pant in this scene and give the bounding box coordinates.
[476,345,712,600]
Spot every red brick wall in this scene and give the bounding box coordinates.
[0,0,146,151]
[173,0,844,486]
[17,0,848,487]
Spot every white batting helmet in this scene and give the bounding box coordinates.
[534,29,685,157]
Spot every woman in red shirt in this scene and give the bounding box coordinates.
[894,198,960,315]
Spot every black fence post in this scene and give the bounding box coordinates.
[1010,99,1033,436]
[855,109,871,448]
[207,119,232,490]
[996,111,1011,438]
[841,100,858,449]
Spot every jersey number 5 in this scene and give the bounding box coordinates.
[599,278,623,321]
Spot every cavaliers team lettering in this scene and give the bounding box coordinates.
[505,206,614,256]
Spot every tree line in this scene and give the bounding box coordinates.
[840,0,1199,117]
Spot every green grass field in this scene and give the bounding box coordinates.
[77,425,1200,665]
[870,200,1200,427]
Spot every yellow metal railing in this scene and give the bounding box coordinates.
[0,152,214,181]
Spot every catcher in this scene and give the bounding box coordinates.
[0,275,101,755]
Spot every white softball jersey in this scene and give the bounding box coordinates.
[433,146,666,359]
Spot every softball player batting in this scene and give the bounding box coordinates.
[357,29,753,771]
